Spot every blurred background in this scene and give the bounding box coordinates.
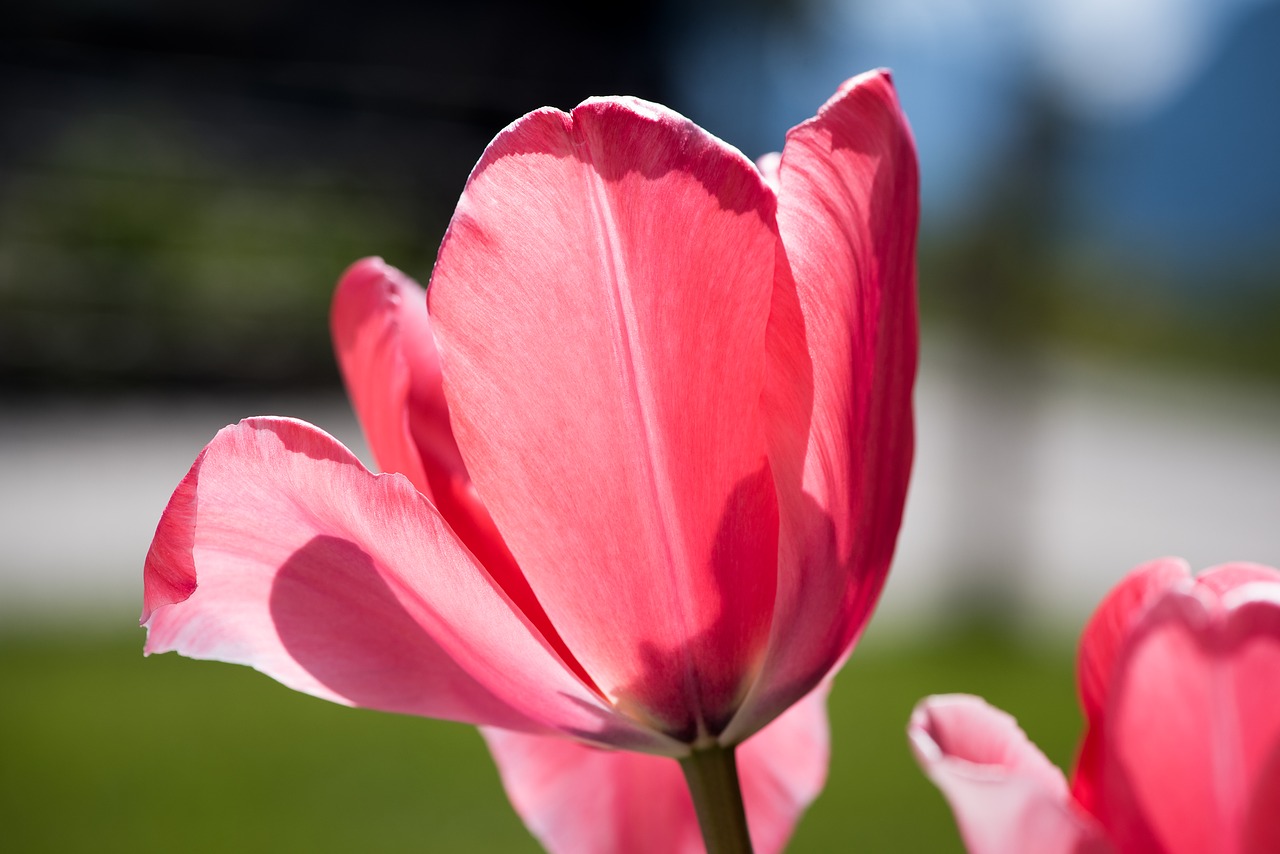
[3,0,1278,850]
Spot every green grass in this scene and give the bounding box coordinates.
[0,622,1080,852]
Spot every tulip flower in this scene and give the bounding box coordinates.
[143,69,918,853]
[910,559,1280,854]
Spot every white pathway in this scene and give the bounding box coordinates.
[2,337,1278,630]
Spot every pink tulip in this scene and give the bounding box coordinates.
[910,559,1280,854]
[144,69,917,852]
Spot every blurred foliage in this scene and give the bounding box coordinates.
[0,105,431,389]
[0,622,1079,852]
[917,81,1280,386]
[921,231,1280,386]
[3,1,1277,393]
[1,0,664,393]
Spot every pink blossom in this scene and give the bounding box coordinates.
[144,69,917,852]
[910,559,1280,854]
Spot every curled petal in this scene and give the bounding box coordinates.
[483,684,830,854]
[430,96,782,735]
[733,69,919,740]
[910,694,1111,854]
[142,417,669,751]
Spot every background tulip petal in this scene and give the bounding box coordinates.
[429,97,782,736]
[1244,738,1280,854]
[1076,557,1190,723]
[483,684,830,854]
[733,69,919,739]
[1222,581,1280,850]
[1070,557,1190,816]
[142,417,668,750]
[910,694,1111,854]
[1196,562,1280,597]
[482,730,704,854]
[734,680,831,854]
[1101,580,1280,854]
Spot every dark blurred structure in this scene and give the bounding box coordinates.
[1,1,665,392]
[4,0,1279,396]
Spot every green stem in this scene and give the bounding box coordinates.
[678,744,754,854]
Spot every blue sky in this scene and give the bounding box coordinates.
[674,0,1280,277]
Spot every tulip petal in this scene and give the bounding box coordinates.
[1100,578,1280,854]
[909,695,1111,854]
[1196,561,1280,598]
[735,679,831,854]
[429,97,782,736]
[1244,737,1280,854]
[331,257,441,497]
[483,684,830,854]
[1220,579,1280,793]
[142,417,669,751]
[1076,558,1190,722]
[1070,558,1190,815]
[734,69,919,739]
[484,732,702,854]
[331,257,595,691]
[1227,580,1280,854]
[756,151,782,193]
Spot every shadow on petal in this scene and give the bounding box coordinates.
[468,98,774,217]
[270,534,523,725]
[604,462,782,743]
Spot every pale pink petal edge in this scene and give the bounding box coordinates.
[910,694,1110,854]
